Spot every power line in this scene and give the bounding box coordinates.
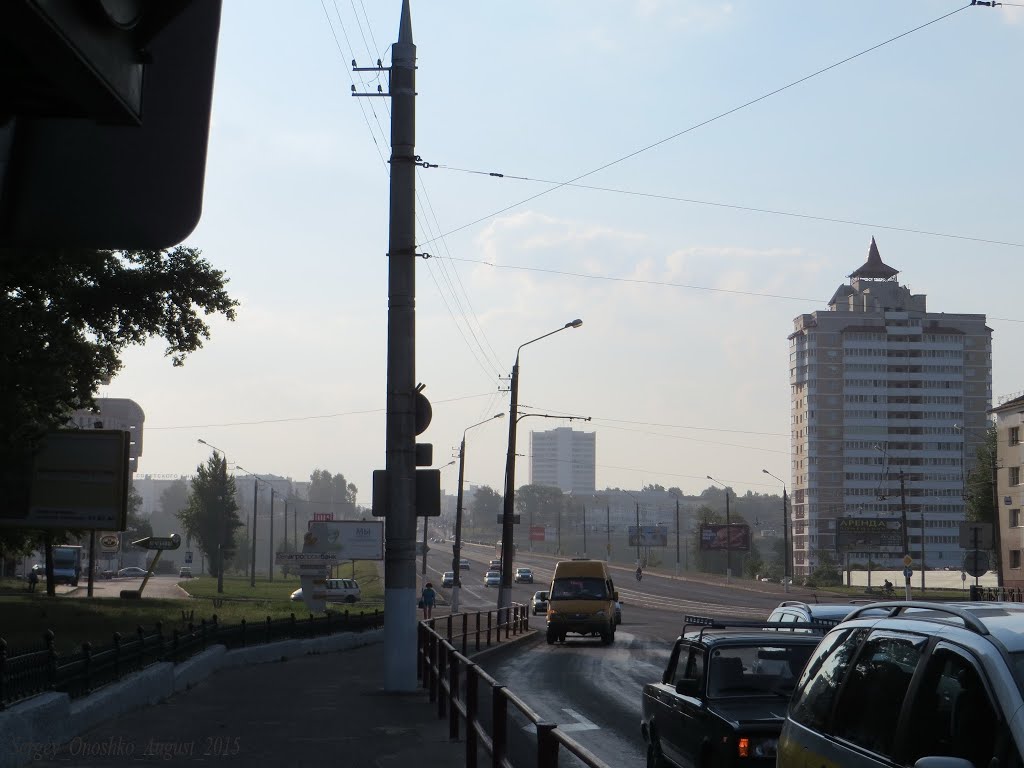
[423,4,974,246]
[433,169,1024,251]
[438,255,1024,323]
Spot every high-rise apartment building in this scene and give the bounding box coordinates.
[789,239,991,577]
[529,427,596,495]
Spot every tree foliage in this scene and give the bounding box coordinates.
[177,454,242,577]
[470,486,502,533]
[965,425,997,525]
[306,469,357,518]
[0,246,237,553]
[514,484,564,524]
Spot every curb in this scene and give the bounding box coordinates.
[0,629,383,768]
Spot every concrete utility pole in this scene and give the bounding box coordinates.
[383,0,418,691]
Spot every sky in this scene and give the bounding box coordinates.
[104,1,1024,506]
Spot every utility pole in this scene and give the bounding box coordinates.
[250,478,257,586]
[606,505,610,562]
[725,490,731,584]
[583,505,587,558]
[356,0,418,692]
[268,487,275,583]
[900,470,911,600]
[782,487,790,593]
[674,497,680,577]
[634,501,640,565]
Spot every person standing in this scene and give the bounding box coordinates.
[28,568,38,592]
[421,582,436,620]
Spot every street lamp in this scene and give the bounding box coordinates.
[624,489,641,567]
[762,469,790,593]
[874,444,912,600]
[500,319,583,613]
[237,463,272,587]
[706,476,732,584]
[452,413,504,613]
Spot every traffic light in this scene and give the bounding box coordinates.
[0,0,222,248]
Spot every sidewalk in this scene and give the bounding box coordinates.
[24,641,464,768]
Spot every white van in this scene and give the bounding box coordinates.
[290,578,361,604]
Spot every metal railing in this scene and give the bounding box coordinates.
[0,610,382,710]
[417,604,613,768]
[969,585,1024,601]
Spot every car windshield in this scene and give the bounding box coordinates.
[550,576,608,601]
[706,643,816,699]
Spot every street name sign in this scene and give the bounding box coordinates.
[132,534,181,551]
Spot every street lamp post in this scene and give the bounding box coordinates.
[762,469,790,593]
[452,415,504,614]
[499,319,583,613]
[706,476,732,584]
[424,460,455,576]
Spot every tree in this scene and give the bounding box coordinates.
[178,453,242,577]
[807,548,842,587]
[307,469,357,519]
[152,479,189,537]
[965,425,997,525]
[470,486,502,537]
[0,245,237,553]
[124,487,152,543]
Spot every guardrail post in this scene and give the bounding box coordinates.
[112,632,121,680]
[437,642,447,720]
[491,685,508,768]
[427,633,437,701]
[0,638,7,706]
[417,622,424,683]
[136,626,145,667]
[462,613,468,657]
[475,613,481,653]
[266,615,272,643]
[536,722,559,768]
[172,629,180,664]
[486,611,492,648]
[45,630,57,690]
[239,618,246,648]
[446,614,453,643]
[81,642,92,694]
[448,649,460,741]
[290,613,296,638]
[211,615,219,645]
[465,663,479,768]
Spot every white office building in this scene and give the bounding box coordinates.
[529,427,596,495]
[789,239,991,577]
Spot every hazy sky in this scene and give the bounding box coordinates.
[106,1,1024,505]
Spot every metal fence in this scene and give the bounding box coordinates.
[417,604,613,768]
[969,585,1024,601]
[0,610,382,710]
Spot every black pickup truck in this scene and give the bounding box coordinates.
[640,615,831,768]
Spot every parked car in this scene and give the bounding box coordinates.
[441,571,455,588]
[778,601,1024,768]
[117,566,148,578]
[484,570,501,587]
[290,578,361,603]
[766,600,872,629]
[532,591,549,615]
[642,614,829,768]
[178,566,193,579]
[514,567,534,584]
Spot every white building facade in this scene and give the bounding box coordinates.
[529,427,596,495]
[789,239,991,577]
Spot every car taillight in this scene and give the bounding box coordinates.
[737,738,750,758]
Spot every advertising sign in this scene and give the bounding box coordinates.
[305,520,384,561]
[628,524,669,547]
[698,524,751,552]
[99,532,120,554]
[529,525,546,542]
[835,517,903,550]
[0,430,130,530]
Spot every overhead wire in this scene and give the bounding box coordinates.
[421,3,976,246]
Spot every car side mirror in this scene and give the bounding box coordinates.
[675,678,699,697]
[612,591,619,601]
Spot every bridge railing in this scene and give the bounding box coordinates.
[417,604,613,768]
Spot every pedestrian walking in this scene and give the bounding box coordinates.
[420,582,436,620]
[28,569,38,592]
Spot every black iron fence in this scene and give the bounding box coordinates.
[417,604,613,768]
[969,585,1024,601]
[0,610,382,710]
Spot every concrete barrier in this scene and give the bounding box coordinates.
[0,628,384,768]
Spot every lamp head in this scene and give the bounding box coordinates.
[198,439,208,445]
[706,475,713,480]
[761,469,768,475]
[494,413,505,419]
[566,318,583,328]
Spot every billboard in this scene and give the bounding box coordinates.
[628,525,669,547]
[835,517,903,550]
[529,525,546,542]
[698,524,751,552]
[304,520,384,561]
[0,430,130,530]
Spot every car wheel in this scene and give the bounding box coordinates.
[546,629,556,645]
[646,731,668,768]
[601,626,613,645]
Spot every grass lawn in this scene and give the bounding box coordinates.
[0,561,384,657]
[805,583,973,602]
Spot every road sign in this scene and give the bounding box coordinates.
[958,522,994,550]
[132,534,181,551]
[903,554,913,567]
[903,567,913,579]
[964,550,990,578]
[312,513,334,522]
[185,551,193,564]
[961,572,967,583]
[275,552,339,565]
[99,533,120,554]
